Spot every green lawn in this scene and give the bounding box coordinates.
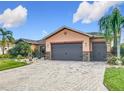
[104,67,124,91]
[0,59,28,71]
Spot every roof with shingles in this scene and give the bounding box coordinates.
[16,38,45,45]
[87,32,103,36]
[43,26,92,40]
[16,26,104,45]
[43,26,103,40]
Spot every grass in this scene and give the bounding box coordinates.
[104,67,124,91]
[0,59,28,71]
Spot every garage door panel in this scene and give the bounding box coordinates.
[92,42,107,61]
[52,44,67,60]
[52,43,82,61]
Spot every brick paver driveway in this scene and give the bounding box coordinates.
[0,60,107,91]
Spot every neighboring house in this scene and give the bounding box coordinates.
[15,38,45,52]
[0,44,14,55]
[0,39,44,55]
[15,38,45,58]
[43,26,111,61]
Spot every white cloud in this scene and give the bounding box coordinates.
[73,1,123,24]
[41,30,48,37]
[0,5,27,28]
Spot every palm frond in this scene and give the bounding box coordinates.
[0,27,14,47]
[99,15,113,43]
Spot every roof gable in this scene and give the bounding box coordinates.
[44,26,92,40]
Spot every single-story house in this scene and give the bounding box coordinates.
[43,26,111,61]
[15,26,111,61]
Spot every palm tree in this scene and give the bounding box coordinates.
[99,15,113,50]
[0,28,15,55]
[99,8,124,58]
[111,8,124,58]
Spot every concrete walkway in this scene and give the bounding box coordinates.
[0,60,107,91]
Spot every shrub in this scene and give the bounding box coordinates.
[0,54,13,58]
[9,41,32,57]
[32,46,45,58]
[107,56,120,65]
[17,55,25,59]
[121,57,124,65]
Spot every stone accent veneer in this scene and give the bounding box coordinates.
[83,52,90,61]
[45,52,51,60]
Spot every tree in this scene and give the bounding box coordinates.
[111,8,124,57]
[9,41,32,57]
[99,8,124,58]
[99,15,113,51]
[0,28,15,55]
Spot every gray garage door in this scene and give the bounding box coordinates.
[51,43,82,61]
[92,42,107,61]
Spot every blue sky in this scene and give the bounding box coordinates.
[0,1,124,42]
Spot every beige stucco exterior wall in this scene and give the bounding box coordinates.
[31,44,38,51]
[45,29,90,52]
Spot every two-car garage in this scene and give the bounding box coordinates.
[45,27,108,61]
[51,42,107,61]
